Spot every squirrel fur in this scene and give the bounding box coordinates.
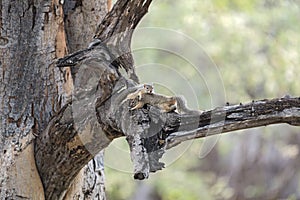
[126,84,153,101]
[130,92,202,115]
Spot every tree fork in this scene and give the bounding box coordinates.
[35,0,153,199]
[33,0,300,199]
[97,82,300,179]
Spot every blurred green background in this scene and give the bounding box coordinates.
[105,0,300,199]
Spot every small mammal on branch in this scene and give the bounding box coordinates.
[124,84,154,102]
[131,93,177,112]
[130,93,202,115]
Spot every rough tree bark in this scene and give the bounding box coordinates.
[34,1,153,198]
[0,0,110,199]
[0,0,67,199]
[62,1,109,199]
[0,0,299,200]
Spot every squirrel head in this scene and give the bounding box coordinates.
[143,84,153,94]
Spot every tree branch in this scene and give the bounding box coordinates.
[94,0,153,82]
[94,0,152,40]
[166,96,300,148]
[35,53,118,199]
[57,0,153,81]
[100,92,300,180]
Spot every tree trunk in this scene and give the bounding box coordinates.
[0,0,108,199]
[0,0,65,198]
[1,0,299,199]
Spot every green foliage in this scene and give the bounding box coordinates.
[135,0,300,102]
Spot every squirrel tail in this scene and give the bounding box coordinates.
[175,95,202,115]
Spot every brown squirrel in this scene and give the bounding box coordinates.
[130,92,202,115]
[130,93,177,112]
[121,84,153,106]
[126,84,154,101]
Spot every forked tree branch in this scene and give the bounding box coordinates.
[35,0,300,198]
[94,0,152,40]
[94,0,152,81]
[96,79,300,179]
[35,0,153,199]
[56,0,152,81]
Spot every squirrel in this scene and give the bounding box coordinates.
[123,84,154,102]
[129,92,202,115]
[123,83,202,114]
[130,93,176,112]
